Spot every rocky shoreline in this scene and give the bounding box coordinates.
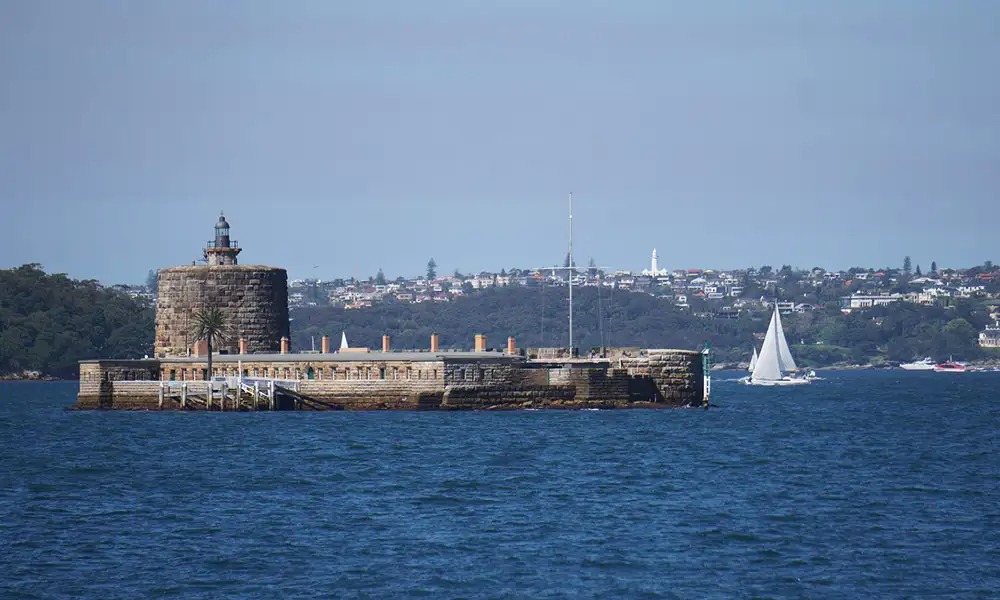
[0,371,65,382]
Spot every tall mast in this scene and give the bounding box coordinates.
[568,192,573,350]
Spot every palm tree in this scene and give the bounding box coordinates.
[191,306,230,382]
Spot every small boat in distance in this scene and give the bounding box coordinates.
[900,358,936,371]
[934,360,967,373]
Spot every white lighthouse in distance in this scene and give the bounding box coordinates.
[643,248,668,276]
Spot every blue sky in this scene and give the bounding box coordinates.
[1,1,997,283]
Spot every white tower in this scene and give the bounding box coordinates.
[651,248,659,275]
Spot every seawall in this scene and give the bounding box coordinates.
[75,349,707,411]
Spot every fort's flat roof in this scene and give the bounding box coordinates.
[82,351,518,364]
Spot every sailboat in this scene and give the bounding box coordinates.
[743,305,812,386]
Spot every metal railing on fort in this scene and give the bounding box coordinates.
[205,240,239,249]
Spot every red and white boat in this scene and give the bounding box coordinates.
[934,360,967,373]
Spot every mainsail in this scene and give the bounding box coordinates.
[748,347,758,373]
[751,310,784,383]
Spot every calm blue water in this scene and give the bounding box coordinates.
[2,372,999,599]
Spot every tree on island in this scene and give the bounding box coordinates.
[426,258,437,281]
[915,265,922,277]
[931,261,938,274]
[191,306,230,382]
[903,256,912,276]
[375,269,386,285]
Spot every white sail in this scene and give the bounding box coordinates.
[340,331,349,350]
[751,310,784,382]
[748,347,758,373]
[772,308,798,372]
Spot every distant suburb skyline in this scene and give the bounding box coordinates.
[1,1,998,284]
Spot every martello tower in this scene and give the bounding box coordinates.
[154,215,289,358]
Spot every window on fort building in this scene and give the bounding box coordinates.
[284,368,290,379]
[406,368,411,380]
[295,368,302,379]
[242,369,248,377]
[253,368,259,377]
[379,367,386,380]
[169,370,176,381]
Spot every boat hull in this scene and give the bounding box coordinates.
[741,376,811,386]
[934,361,967,373]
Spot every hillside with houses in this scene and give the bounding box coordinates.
[276,257,1000,367]
[13,257,994,378]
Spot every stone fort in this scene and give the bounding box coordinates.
[76,215,707,411]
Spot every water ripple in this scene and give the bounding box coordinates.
[2,373,999,598]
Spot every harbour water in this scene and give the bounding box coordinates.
[2,372,998,598]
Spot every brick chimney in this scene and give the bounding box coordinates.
[238,338,247,354]
[474,334,486,352]
[507,336,516,355]
[280,337,289,354]
[321,336,330,354]
[382,335,391,353]
[430,334,440,352]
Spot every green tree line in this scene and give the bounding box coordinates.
[0,264,154,377]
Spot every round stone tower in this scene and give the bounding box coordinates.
[154,214,289,358]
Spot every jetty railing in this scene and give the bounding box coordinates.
[155,377,302,410]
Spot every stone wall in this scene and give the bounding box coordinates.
[157,359,448,384]
[77,361,161,409]
[442,359,528,386]
[74,349,706,410]
[297,380,445,410]
[442,384,576,409]
[155,265,289,357]
[620,349,704,407]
